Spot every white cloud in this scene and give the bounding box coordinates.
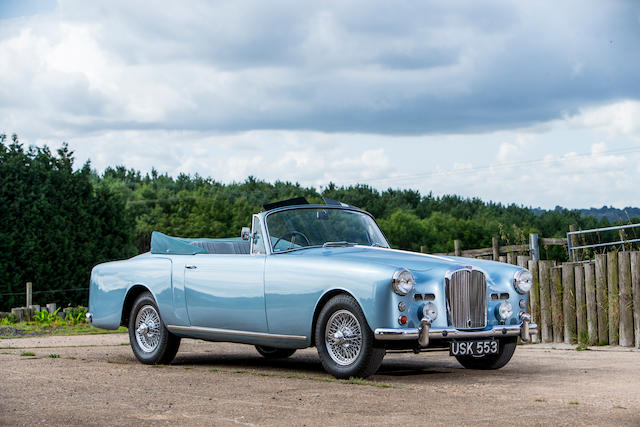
[566,101,640,141]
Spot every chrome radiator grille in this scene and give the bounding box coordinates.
[446,269,487,329]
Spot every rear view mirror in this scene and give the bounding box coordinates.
[317,210,329,220]
[241,227,251,241]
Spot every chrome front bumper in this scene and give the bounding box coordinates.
[375,315,538,347]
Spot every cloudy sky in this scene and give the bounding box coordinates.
[1,0,639,209]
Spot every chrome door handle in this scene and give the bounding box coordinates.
[185,265,198,269]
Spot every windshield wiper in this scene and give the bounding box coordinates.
[322,241,356,248]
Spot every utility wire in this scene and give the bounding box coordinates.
[0,288,88,297]
[365,145,640,184]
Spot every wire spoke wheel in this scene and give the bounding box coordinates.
[325,309,363,366]
[135,304,161,353]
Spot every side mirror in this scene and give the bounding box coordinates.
[241,227,251,241]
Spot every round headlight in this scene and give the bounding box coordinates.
[497,301,513,320]
[423,302,438,321]
[392,268,415,296]
[514,269,533,294]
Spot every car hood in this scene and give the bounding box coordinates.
[284,245,468,271]
[283,245,524,287]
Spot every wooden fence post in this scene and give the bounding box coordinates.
[584,263,598,345]
[595,254,609,344]
[420,246,427,254]
[26,282,32,307]
[528,259,540,343]
[530,233,540,261]
[454,240,461,257]
[618,252,634,347]
[539,260,554,343]
[569,224,579,261]
[507,252,516,265]
[562,264,576,343]
[492,237,500,261]
[517,255,530,269]
[551,265,564,343]
[630,251,640,348]
[499,256,507,263]
[574,264,587,343]
[607,252,619,345]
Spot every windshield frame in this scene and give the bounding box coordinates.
[263,205,390,254]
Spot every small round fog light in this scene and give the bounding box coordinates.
[398,315,407,325]
[423,302,438,321]
[398,302,406,312]
[519,299,526,309]
[497,301,513,320]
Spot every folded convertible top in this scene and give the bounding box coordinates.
[150,231,249,255]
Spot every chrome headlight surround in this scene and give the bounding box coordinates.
[513,269,533,294]
[392,268,415,296]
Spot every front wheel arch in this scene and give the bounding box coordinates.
[311,289,358,347]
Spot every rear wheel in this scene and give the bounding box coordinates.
[454,337,517,370]
[128,291,181,364]
[255,346,296,359]
[315,294,385,379]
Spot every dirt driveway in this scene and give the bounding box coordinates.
[1,334,638,426]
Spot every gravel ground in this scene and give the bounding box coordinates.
[1,334,639,426]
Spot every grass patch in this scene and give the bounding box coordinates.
[48,354,60,358]
[0,322,128,339]
[575,344,588,351]
[535,398,547,402]
[568,401,579,405]
[20,351,35,357]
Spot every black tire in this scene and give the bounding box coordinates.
[128,291,181,364]
[315,294,385,379]
[255,345,296,359]
[454,337,517,370]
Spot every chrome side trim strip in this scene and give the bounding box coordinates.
[166,325,307,341]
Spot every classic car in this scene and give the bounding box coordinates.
[87,198,537,378]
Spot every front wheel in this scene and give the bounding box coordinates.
[315,294,385,379]
[128,291,181,364]
[255,345,296,359]
[454,337,517,370]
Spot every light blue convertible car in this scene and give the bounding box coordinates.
[88,198,537,378]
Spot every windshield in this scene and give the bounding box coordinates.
[265,208,389,252]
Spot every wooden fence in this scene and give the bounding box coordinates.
[430,234,567,261]
[526,251,640,347]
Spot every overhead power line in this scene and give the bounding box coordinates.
[366,145,640,185]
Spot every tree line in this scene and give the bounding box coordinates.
[1,135,636,310]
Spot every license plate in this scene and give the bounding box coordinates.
[450,340,498,356]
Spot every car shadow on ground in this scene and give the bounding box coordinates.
[170,350,459,379]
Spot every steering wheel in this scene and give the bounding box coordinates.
[273,231,311,251]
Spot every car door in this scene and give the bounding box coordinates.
[184,221,267,332]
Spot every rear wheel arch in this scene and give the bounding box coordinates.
[121,285,152,327]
